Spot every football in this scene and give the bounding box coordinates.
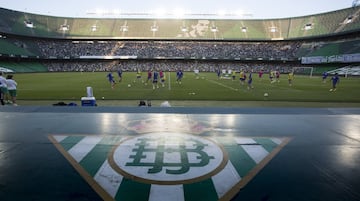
[128,84,131,87]
[264,93,269,97]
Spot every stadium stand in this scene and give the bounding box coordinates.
[297,38,360,57]
[0,6,359,74]
[0,61,47,72]
[0,37,38,56]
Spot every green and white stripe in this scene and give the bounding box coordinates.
[94,159,124,197]
[50,135,289,201]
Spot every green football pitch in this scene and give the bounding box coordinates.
[12,72,360,106]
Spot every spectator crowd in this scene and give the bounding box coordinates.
[34,40,301,59]
[3,36,309,73]
[43,60,304,74]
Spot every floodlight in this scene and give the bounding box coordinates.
[24,20,34,28]
[60,24,69,31]
[120,25,128,32]
[181,26,188,32]
[345,16,353,24]
[211,26,218,32]
[151,25,158,32]
[304,23,312,30]
[91,25,97,32]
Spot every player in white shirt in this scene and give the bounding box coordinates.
[6,74,17,106]
[0,72,8,105]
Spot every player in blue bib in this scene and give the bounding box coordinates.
[329,73,339,91]
[176,69,183,84]
[107,72,116,89]
[152,70,159,89]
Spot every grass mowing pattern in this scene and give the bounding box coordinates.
[14,72,360,103]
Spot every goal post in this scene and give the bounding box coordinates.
[292,67,313,78]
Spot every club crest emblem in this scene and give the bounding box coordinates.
[49,117,290,201]
[108,133,228,185]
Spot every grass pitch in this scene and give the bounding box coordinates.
[13,72,360,106]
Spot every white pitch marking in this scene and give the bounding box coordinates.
[53,135,67,143]
[212,160,241,198]
[149,184,184,201]
[68,136,103,162]
[271,137,283,145]
[234,137,257,145]
[241,145,269,164]
[94,159,124,198]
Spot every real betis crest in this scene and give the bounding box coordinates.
[49,118,290,201]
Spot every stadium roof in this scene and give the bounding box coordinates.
[1,6,360,40]
[0,0,358,19]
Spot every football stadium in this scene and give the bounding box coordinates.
[0,4,360,106]
[0,2,360,201]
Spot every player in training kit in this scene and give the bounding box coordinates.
[0,80,5,105]
[5,74,17,106]
[159,70,165,87]
[288,71,294,86]
[194,69,200,79]
[330,73,340,91]
[258,69,264,81]
[134,68,143,83]
[216,68,221,79]
[145,69,152,85]
[275,70,280,83]
[0,72,8,105]
[270,70,276,83]
[231,70,236,81]
[247,70,254,90]
[107,72,116,89]
[152,70,159,89]
[176,69,183,84]
[322,71,328,83]
[117,69,123,82]
[239,70,246,85]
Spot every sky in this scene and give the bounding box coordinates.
[0,0,357,19]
